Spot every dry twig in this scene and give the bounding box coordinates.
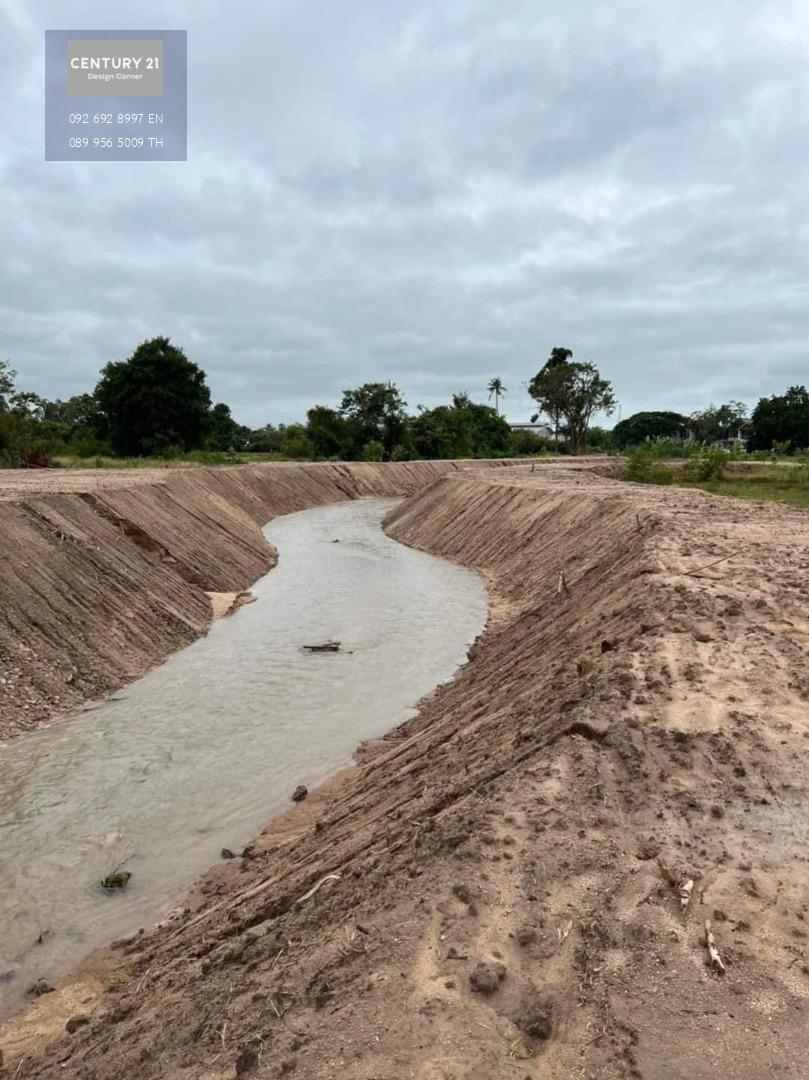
[296,873,341,905]
[684,552,738,578]
[704,920,726,973]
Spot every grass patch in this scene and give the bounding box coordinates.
[685,465,809,508]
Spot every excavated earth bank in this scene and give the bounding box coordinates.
[0,459,520,740]
[2,460,809,1079]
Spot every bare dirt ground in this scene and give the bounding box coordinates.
[2,461,809,1079]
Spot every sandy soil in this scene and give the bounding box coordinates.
[2,460,809,1078]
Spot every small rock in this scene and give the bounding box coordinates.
[469,961,507,994]
[515,925,537,946]
[515,998,553,1040]
[27,979,55,997]
[452,883,474,904]
[66,1015,90,1034]
[446,947,468,960]
[692,623,714,643]
[636,840,661,861]
[220,848,238,860]
[292,785,308,803]
[235,1046,259,1076]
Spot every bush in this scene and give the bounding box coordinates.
[683,447,727,482]
[280,434,314,460]
[623,450,675,485]
[0,413,56,468]
[360,440,385,462]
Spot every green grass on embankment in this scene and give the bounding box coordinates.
[624,452,809,509]
[686,465,809,508]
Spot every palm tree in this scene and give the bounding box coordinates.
[487,377,507,416]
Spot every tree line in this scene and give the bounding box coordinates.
[1,336,806,467]
[0,338,617,466]
[613,390,809,454]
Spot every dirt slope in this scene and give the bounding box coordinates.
[3,463,809,1079]
[0,459,522,739]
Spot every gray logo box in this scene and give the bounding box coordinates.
[68,39,164,96]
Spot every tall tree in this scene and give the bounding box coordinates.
[208,403,250,451]
[487,377,507,416]
[749,386,809,452]
[306,405,358,459]
[690,401,748,442]
[528,347,573,448]
[613,410,689,448]
[95,337,211,456]
[339,382,408,460]
[529,350,615,455]
[411,395,511,459]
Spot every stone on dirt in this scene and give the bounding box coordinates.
[515,997,553,1040]
[292,785,309,802]
[469,960,507,994]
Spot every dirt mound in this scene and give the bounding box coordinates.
[3,463,809,1078]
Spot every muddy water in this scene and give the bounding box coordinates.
[0,498,486,1018]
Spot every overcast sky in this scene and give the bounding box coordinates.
[2,1,808,426]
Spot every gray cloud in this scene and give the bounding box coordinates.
[1,0,808,425]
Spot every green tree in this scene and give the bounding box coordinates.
[529,349,615,454]
[280,424,315,459]
[306,405,359,459]
[487,377,507,416]
[246,425,284,453]
[527,347,573,448]
[42,393,103,431]
[749,386,809,452]
[95,337,212,456]
[360,440,385,461]
[453,395,511,455]
[613,411,689,448]
[207,403,249,451]
[412,404,474,459]
[690,401,748,442]
[411,395,511,459]
[339,382,408,460]
[585,425,615,451]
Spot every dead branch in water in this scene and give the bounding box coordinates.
[302,641,341,652]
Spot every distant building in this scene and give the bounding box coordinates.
[509,421,555,441]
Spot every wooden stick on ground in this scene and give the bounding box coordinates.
[704,920,726,974]
[684,553,738,578]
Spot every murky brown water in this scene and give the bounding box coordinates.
[0,498,486,1018]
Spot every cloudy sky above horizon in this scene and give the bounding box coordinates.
[2,0,808,426]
